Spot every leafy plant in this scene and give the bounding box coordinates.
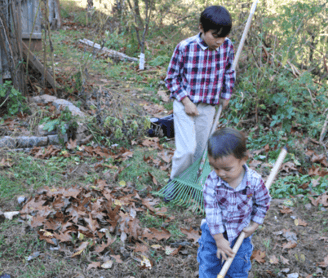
[0,80,28,115]
[41,107,78,143]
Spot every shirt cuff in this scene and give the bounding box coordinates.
[252,215,265,225]
[174,89,188,102]
[209,224,226,236]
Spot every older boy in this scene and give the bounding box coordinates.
[198,128,271,277]
[165,6,235,182]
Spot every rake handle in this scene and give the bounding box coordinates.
[217,147,288,278]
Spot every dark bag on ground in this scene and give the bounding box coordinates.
[148,114,174,138]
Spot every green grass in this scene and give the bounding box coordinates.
[117,147,170,190]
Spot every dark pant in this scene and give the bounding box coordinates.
[197,223,253,278]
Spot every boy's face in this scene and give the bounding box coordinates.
[208,154,247,188]
[199,25,226,51]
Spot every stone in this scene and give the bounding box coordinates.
[38,124,57,136]
[16,136,48,148]
[0,136,16,148]
[48,134,68,145]
[53,99,86,118]
[39,94,58,103]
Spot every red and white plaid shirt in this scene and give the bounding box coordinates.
[165,33,235,105]
[203,165,271,243]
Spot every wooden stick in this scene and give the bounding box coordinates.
[217,147,288,278]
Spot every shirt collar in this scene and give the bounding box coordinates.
[196,33,209,50]
[216,164,250,190]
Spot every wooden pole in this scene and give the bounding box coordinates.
[217,147,288,278]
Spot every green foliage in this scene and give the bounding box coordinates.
[0,81,27,116]
[41,107,78,143]
[271,175,328,200]
[148,55,170,67]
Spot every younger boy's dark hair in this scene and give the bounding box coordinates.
[208,127,247,159]
[200,6,232,37]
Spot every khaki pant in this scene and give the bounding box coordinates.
[170,100,216,179]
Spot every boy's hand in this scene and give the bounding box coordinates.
[182,97,199,116]
[243,221,259,238]
[213,233,235,261]
[219,98,229,110]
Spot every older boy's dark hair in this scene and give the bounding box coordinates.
[208,127,247,159]
[200,6,232,37]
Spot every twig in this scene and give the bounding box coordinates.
[319,109,328,143]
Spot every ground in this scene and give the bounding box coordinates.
[0,7,328,278]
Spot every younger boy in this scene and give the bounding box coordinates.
[165,6,235,183]
[198,128,271,278]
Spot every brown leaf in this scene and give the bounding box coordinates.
[311,154,328,167]
[157,90,170,102]
[280,206,293,214]
[269,255,279,264]
[280,255,289,265]
[135,242,149,254]
[282,241,297,250]
[281,161,298,172]
[87,261,101,270]
[110,254,123,263]
[318,255,328,268]
[180,227,200,244]
[67,138,77,150]
[71,242,89,257]
[148,171,158,185]
[251,250,266,263]
[296,218,308,227]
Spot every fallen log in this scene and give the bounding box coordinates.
[78,38,138,63]
[22,41,58,89]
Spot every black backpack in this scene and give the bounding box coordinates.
[148,114,174,138]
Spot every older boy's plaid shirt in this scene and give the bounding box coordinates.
[165,33,235,104]
[203,165,271,243]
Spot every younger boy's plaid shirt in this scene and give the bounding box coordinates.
[203,165,271,243]
[165,33,235,105]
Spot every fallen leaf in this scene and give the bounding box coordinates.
[180,227,200,244]
[269,255,279,264]
[318,255,328,268]
[280,206,293,214]
[140,255,152,269]
[87,261,101,270]
[71,242,89,257]
[282,241,297,250]
[295,218,307,227]
[280,255,290,264]
[101,260,113,269]
[251,250,266,263]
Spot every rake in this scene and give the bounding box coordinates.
[156,0,260,212]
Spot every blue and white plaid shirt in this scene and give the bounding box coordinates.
[203,165,271,243]
[165,33,235,105]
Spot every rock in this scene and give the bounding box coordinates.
[16,136,48,148]
[48,134,68,145]
[0,136,16,148]
[4,211,20,220]
[34,94,58,103]
[305,203,312,210]
[17,196,27,204]
[38,124,57,136]
[53,99,86,118]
